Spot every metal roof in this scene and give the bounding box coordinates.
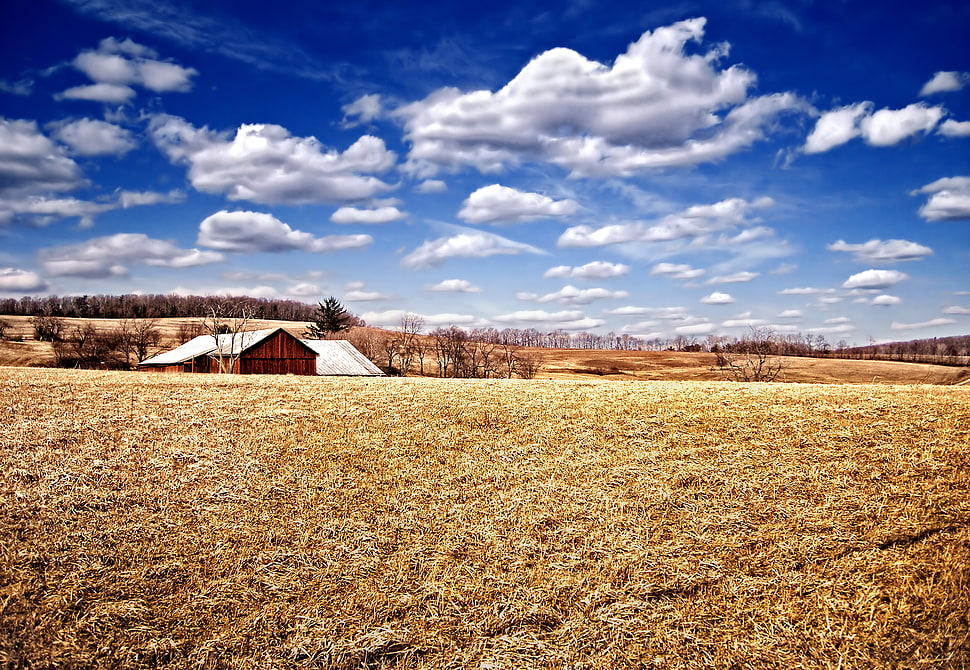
[300,339,386,376]
[139,328,285,366]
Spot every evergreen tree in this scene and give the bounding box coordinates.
[305,297,352,338]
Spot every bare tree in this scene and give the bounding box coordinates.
[397,313,424,376]
[30,315,64,342]
[202,303,255,373]
[118,318,162,367]
[713,326,787,382]
[0,318,8,340]
[515,350,542,379]
[177,320,206,343]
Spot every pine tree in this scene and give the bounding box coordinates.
[305,297,352,339]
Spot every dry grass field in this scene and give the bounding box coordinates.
[2,368,968,669]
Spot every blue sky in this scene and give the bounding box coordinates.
[1,0,968,344]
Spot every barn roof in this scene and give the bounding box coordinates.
[300,339,386,376]
[139,328,295,366]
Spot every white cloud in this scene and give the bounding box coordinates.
[344,289,390,302]
[0,118,83,201]
[149,115,396,205]
[650,262,704,280]
[827,238,933,263]
[722,316,768,328]
[330,206,406,225]
[777,309,802,318]
[939,120,970,138]
[803,102,871,154]
[778,287,835,295]
[807,324,854,335]
[54,83,136,104]
[49,118,137,156]
[40,233,223,277]
[341,94,383,127]
[559,196,771,247]
[197,210,372,254]
[426,279,482,293]
[492,309,604,331]
[0,268,48,292]
[860,104,945,146]
[842,269,908,289]
[891,318,957,331]
[804,102,945,152]
[912,176,970,221]
[397,18,806,177]
[117,189,185,208]
[0,79,33,96]
[518,284,628,305]
[701,291,735,305]
[871,294,901,306]
[543,261,629,280]
[707,271,759,284]
[942,306,970,315]
[64,37,197,100]
[458,184,578,224]
[401,227,545,269]
[919,71,969,96]
[415,179,447,194]
[286,282,323,297]
[605,305,690,320]
[675,322,715,335]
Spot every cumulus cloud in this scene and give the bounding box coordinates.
[492,309,604,331]
[149,115,396,205]
[330,206,406,224]
[939,120,970,138]
[341,94,383,127]
[650,262,704,280]
[0,118,83,201]
[49,118,137,156]
[543,261,629,280]
[397,18,806,177]
[117,189,185,208]
[827,238,933,263]
[426,279,482,293]
[919,71,969,96]
[871,294,901,306]
[59,37,197,103]
[401,227,545,269]
[459,184,578,224]
[415,179,447,194]
[777,309,802,318]
[0,268,48,292]
[700,291,735,305]
[518,285,628,305]
[40,233,222,277]
[912,176,970,221]
[559,196,772,247]
[344,289,390,302]
[890,318,956,331]
[942,306,970,315]
[841,269,908,289]
[707,271,759,284]
[675,322,715,335]
[804,102,945,152]
[803,102,871,154]
[197,210,371,254]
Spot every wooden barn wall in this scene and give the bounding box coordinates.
[236,330,317,376]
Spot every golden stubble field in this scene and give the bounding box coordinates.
[2,368,968,669]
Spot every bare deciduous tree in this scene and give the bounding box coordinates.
[202,303,255,373]
[713,327,787,382]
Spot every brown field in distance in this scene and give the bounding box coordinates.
[2,368,968,668]
[1,315,967,385]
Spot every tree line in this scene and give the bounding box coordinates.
[0,294,317,321]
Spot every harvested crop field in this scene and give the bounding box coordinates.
[2,368,969,669]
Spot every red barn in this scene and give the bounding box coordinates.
[138,327,317,375]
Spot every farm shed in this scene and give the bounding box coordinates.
[138,328,317,375]
[300,339,386,376]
